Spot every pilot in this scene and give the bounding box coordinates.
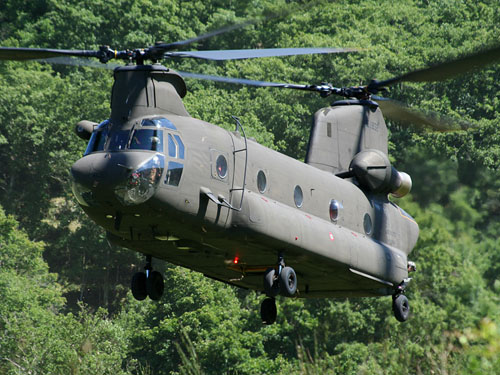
[150,136,160,151]
[148,167,159,185]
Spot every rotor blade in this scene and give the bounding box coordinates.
[371,44,500,90]
[0,46,100,61]
[165,47,357,60]
[373,95,471,131]
[34,56,122,69]
[179,70,315,90]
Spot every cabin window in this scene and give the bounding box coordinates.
[216,155,228,179]
[141,117,177,130]
[130,129,164,152]
[257,170,267,193]
[165,161,183,186]
[329,199,342,221]
[294,185,303,208]
[363,213,373,235]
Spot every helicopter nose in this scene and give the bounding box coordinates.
[71,152,165,207]
[71,153,127,189]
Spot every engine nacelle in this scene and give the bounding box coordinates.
[75,120,97,140]
[349,149,412,197]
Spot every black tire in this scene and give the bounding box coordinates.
[131,272,147,301]
[279,266,297,297]
[260,297,277,325]
[146,270,164,301]
[263,267,280,297]
[393,294,410,322]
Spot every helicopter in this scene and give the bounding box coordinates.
[1,20,499,326]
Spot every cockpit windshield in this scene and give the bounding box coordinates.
[141,117,177,130]
[84,120,109,155]
[130,129,164,152]
[84,117,172,155]
[107,130,130,151]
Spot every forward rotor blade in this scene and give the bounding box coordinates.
[373,95,471,131]
[35,56,121,69]
[371,44,500,90]
[166,47,356,60]
[0,46,99,61]
[179,70,314,90]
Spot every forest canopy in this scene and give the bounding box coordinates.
[0,1,500,374]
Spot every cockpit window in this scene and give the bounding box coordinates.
[167,134,176,157]
[130,129,164,152]
[141,117,177,130]
[107,130,130,151]
[84,120,109,155]
[165,161,183,186]
[174,135,185,159]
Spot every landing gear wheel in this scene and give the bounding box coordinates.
[393,294,410,322]
[146,270,164,301]
[263,267,280,297]
[260,297,277,325]
[131,272,147,301]
[279,266,297,296]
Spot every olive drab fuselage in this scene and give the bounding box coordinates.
[71,65,418,298]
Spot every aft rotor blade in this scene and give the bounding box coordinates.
[371,44,500,90]
[0,46,100,61]
[166,47,357,60]
[373,95,471,131]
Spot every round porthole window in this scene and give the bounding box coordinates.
[216,155,227,179]
[294,185,303,208]
[329,199,341,221]
[363,213,373,235]
[257,170,267,193]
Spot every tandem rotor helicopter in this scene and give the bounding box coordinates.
[1,14,500,325]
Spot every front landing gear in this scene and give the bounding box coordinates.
[392,294,410,322]
[260,255,297,324]
[392,278,412,322]
[131,255,164,301]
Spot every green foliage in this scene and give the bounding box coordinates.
[0,207,133,374]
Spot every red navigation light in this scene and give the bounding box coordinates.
[233,256,239,264]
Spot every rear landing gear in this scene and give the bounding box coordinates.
[131,255,164,301]
[260,255,297,324]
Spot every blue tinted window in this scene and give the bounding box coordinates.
[85,120,109,155]
[130,129,163,152]
[174,135,184,159]
[107,130,130,151]
[141,117,177,130]
[168,134,176,157]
